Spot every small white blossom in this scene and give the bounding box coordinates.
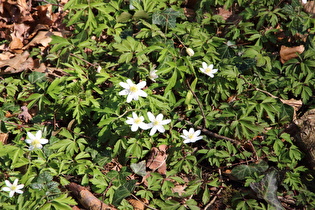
[25,130,49,150]
[226,40,237,49]
[119,79,147,103]
[126,112,150,132]
[147,112,171,136]
[181,128,203,143]
[302,0,307,4]
[149,70,158,82]
[186,48,195,56]
[96,65,102,73]
[2,179,24,197]
[199,62,218,78]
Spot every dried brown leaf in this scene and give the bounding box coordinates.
[0,51,14,60]
[9,37,23,51]
[128,198,147,210]
[0,51,34,74]
[280,45,305,64]
[171,184,186,196]
[36,4,54,26]
[146,145,168,175]
[0,133,9,144]
[18,106,32,123]
[23,31,62,49]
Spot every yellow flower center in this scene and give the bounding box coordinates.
[31,139,40,146]
[188,134,194,139]
[130,85,139,93]
[153,120,160,126]
[134,118,142,124]
[11,185,17,190]
[205,67,212,74]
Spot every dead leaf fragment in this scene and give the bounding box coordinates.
[171,184,186,196]
[0,51,33,74]
[127,198,148,210]
[23,31,62,49]
[9,37,23,51]
[146,145,168,175]
[0,133,9,144]
[18,106,33,123]
[280,45,305,63]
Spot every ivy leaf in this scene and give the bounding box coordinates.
[112,180,136,206]
[152,8,180,28]
[28,71,47,83]
[231,160,269,180]
[130,160,147,177]
[250,169,284,210]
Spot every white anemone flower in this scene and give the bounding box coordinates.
[149,70,158,82]
[147,112,171,136]
[119,79,147,103]
[181,128,203,143]
[199,62,218,78]
[25,130,49,150]
[2,179,24,197]
[126,112,150,132]
[302,0,307,4]
[186,48,195,56]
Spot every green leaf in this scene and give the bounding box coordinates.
[98,117,117,127]
[117,12,132,22]
[28,72,47,83]
[202,186,210,205]
[185,77,197,107]
[112,180,136,206]
[231,160,269,180]
[152,8,180,28]
[250,169,284,210]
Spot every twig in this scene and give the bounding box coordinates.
[178,118,242,147]
[246,140,259,161]
[204,169,224,210]
[70,53,98,68]
[205,187,223,210]
[185,79,207,129]
[240,75,279,99]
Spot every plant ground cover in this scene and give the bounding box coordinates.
[1,0,315,209]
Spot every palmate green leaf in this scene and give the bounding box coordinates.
[250,169,284,210]
[98,117,117,127]
[51,194,77,209]
[231,160,269,180]
[117,12,132,23]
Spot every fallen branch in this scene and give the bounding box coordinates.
[66,182,116,210]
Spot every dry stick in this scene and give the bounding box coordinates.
[70,53,98,68]
[204,169,224,209]
[185,79,207,129]
[182,119,250,162]
[178,118,242,147]
[240,75,279,99]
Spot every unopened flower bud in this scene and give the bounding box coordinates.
[186,48,194,56]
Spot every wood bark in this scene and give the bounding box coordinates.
[67,182,117,210]
[293,109,315,169]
